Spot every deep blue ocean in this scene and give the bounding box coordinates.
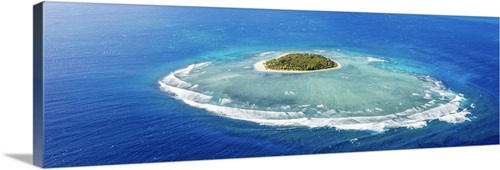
[42,2,499,167]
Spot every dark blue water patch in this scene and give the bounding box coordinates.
[44,96,306,167]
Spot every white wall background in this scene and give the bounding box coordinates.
[0,0,498,170]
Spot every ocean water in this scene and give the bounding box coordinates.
[42,2,499,168]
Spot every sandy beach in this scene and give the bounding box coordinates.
[254,54,342,73]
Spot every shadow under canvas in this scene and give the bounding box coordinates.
[5,154,33,165]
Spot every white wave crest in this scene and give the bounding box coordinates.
[258,51,275,56]
[219,98,232,105]
[438,109,471,123]
[159,81,212,103]
[161,73,193,88]
[367,57,386,62]
[284,91,295,95]
[173,62,210,77]
[182,98,306,120]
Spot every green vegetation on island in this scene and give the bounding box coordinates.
[264,53,338,71]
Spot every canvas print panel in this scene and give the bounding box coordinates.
[35,2,499,168]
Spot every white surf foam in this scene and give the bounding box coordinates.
[161,73,193,88]
[182,97,306,120]
[367,57,386,62]
[173,62,210,77]
[219,98,232,105]
[259,51,275,56]
[284,91,295,95]
[159,81,212,103]
[313,49,326,53]
[438,109,471,123]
